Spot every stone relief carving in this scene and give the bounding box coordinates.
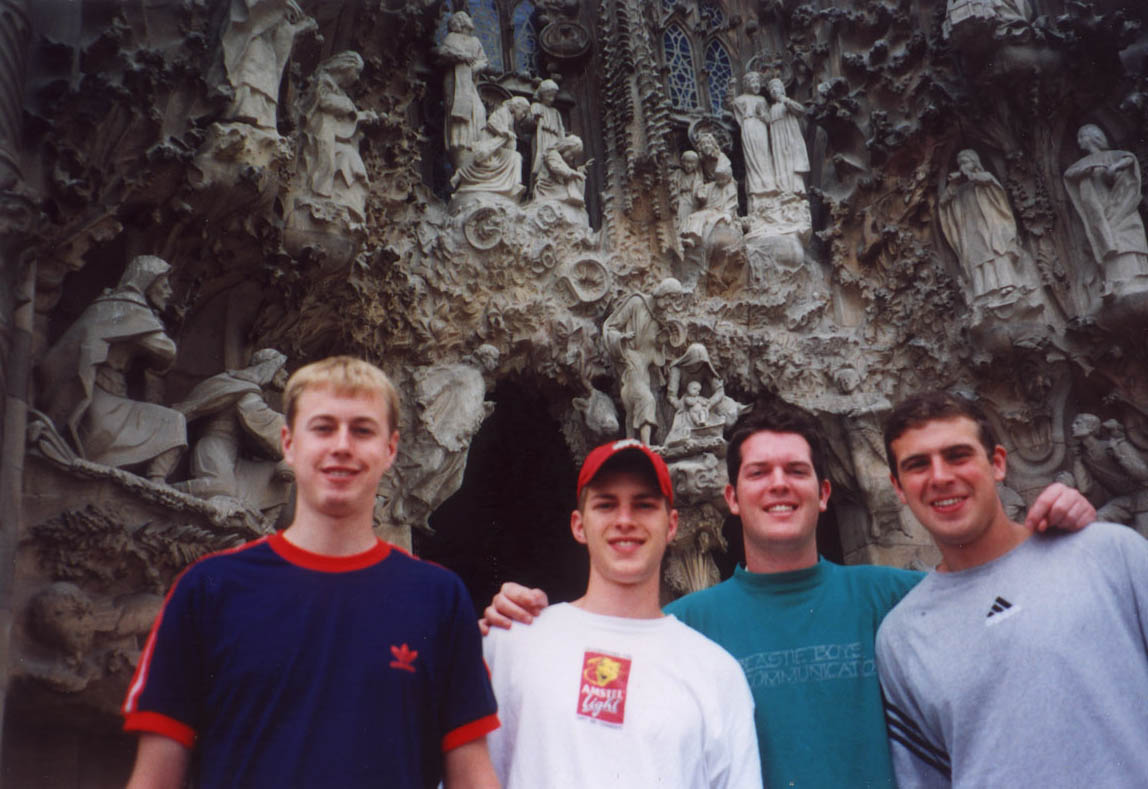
[221,0,318,131]
[529,79,565,191]
[732,72,774,213]
[1063,124,1148,300]
[664,343,747,450]
[450,96,531,200]
[37,256,186,482]
[532,134,590,225]
[938,149,1034,312]
[172,349,290,511]
[435,11,489,169]
[671,151,705,236]
[1066,413,1148,535]
[764,78,810,197]
[602,279,684,445]
[294,51,377,228]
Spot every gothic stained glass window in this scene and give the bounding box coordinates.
[700,1,726,29]
[663,24,698,109]
[512,1,538,75]
[468,0,502,73]
[704,39,732,115]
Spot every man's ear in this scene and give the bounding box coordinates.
[991,445,1008,482]
[817,478,831,512]
[570,509,587,545]
[723,483,740,516]
[281,424,294,464]
[889,473,907,504]
[666,508,679,542]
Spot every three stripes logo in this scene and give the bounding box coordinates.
[985,596,1020,626]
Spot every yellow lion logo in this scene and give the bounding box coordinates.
[583,656,622,687]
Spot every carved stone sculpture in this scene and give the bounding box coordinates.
[573,387,620,437]
[764,79,809,196]
[295,51,376,226]
[664,343,748,448]
[172,349,290,510]
[435,11,489,169]
[695,132,732,184]
[530,79,565,190]
[671,151,705,234]
[602,279,684,445]
[450,96,531,200]
[221,0,317,130]
[383,346,500,530]
[938,149,1027,305]
[1068,413,1148,534]
[681,163,738,250]
[37,256,186,482]
[532,134,589,223]
[1063,124,1148,297]
[732,72,775,212]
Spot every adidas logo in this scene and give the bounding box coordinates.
[985,596,1021,626]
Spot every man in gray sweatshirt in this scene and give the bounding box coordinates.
[877,390,1148,787]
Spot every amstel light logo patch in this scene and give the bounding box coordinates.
[577,651,631,725]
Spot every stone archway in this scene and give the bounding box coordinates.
[415,382,587,614]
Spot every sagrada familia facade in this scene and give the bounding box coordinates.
[0,0,1146,782]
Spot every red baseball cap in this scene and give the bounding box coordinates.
[576,439,674,506]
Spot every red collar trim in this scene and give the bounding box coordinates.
[268,532,391,572]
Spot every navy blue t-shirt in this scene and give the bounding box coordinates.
[124,533,498,788]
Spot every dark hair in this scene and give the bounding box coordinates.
[883,390,999,479]
[726,399,828,485]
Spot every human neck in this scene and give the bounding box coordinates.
[744,541,819,574]
[936,516,1030,573]
[282,510,378,557]
[573,574,664,619]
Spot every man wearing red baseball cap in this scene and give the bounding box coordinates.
[482,438,762,788]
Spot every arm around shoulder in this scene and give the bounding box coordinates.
[125,733,191,789]
[443,737,500,789]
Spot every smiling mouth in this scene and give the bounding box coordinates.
[766,504,797,513]
[323,469,357,477]
[930,496,965,510]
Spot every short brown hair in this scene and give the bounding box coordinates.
[726,399,828,485]
[883,390,998,479]
[283,356,400,432]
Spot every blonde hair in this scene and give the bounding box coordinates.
[283,356,400,431]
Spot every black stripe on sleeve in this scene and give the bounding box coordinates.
[883,694,952,779]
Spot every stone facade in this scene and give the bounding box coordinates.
[2,0,1148,782]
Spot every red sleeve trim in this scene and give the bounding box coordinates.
[442,714,500,752]
[268,532,390,572]
[123,711,197,748]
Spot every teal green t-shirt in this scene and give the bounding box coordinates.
[665,559,923,788]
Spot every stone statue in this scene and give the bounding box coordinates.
[573,387,620,437]
[37,256,186,482]
[533,134,589,208]
[671,151,705,233]
[664,343,748,447]
[221,0,317,130]
[296,51,376,225]
[529,79,565,190]
[681,162,738,250]
[451,96,531,199]
[938,149,1026,304]
[434,11,489,168]
[1068,413,1148,533]
[731,72,775,211]
[695,132,731,183]
[384,345,500,529]
[602,279,684,445]
[172,349,290,509]
[1063,124,1148,295]
[764,78,809,195]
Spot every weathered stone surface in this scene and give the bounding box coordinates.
[4,0,1148,780]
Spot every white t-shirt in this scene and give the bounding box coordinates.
[483,602,762,788]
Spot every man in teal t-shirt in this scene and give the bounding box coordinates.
[485,400,1093,786]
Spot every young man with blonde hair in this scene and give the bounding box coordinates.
[483,439,761,787]
[123,356,499,788]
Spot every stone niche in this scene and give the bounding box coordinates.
[2,0,1148,783]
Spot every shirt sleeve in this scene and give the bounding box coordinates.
[439,576,499,752]
[706,657,763,788]
[121,566,206,747]
[875,624,952,789]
